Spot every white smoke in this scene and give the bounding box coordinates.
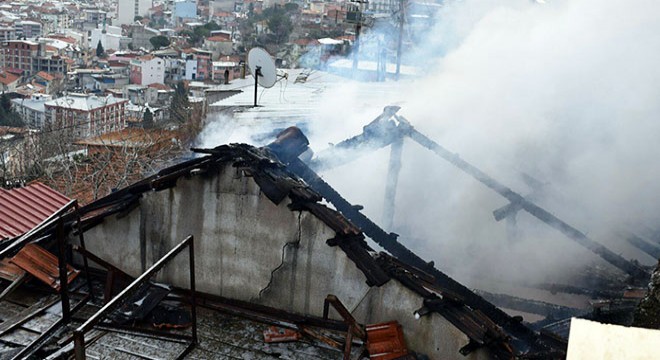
[314,0,660,288]
[198,0,660,298]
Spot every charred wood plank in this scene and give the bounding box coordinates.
[285,157,546,353]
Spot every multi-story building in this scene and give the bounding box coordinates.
[11,94,52,128]
[211,55,240,83]
[116,0,153,26]
[15,21,42,38]
[203,32,233,59]
[85,9,108,25]
[129,55,165,85]
[89,25,131,52]
[173,0,197,25]
[0,27,16,42]
[44,94,128,138]
[0,40,67,77]
[41,9,72,34]
[127,25,160,50]
[182,48,212,81]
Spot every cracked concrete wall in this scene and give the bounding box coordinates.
[83,162,494,359]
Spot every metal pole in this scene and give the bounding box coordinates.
[352,7,362,74]
[57,219,71,323]
[189,236,197,344]
[253,66,261,107]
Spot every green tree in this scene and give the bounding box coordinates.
[284,2,299,12]
[96,40,105,57]
[169,82,190,124]
[149,35,171,49]
[267,10,293,44]
[0,93,24,127]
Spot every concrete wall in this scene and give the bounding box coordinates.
[353,281,490,360]
[83,162,493,359]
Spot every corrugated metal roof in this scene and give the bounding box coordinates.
[10,243,80,291]
[0,182,71,241]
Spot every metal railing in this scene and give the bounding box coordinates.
[72,235,197,360]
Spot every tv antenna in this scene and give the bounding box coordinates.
[247,47,276,107]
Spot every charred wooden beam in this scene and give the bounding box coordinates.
[626,234,660,260]
[382,135,404,230]
[308,106,402,172]
[532,283,621,299]
[397,116,648,280]
[474,290,583,319]
[284,157,546,353]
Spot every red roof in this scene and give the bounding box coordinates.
[206,34,231,42]
[0,182,71,241]
[35,71,56,81]
[0,71,19,85]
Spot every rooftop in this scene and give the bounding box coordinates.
[0,182,70,241]
[45,94,128,111]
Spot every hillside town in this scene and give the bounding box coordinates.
[0,0,423,202]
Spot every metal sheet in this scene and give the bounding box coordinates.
[9,243,79,291]
[0,183,71,241]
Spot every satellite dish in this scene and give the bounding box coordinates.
[248,47,277,88]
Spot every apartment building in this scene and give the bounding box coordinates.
[44,94,128,138]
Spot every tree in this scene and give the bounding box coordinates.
[0,93,24,127]
[143,108,154,128]
[149,35,171,50]
[169,82,190,124]
[96,40,105,57]
[284,2,299,12]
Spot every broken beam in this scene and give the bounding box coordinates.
[400,118,648,280]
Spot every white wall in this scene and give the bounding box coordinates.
[82,161,496,359]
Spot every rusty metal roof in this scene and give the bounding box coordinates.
[0,182,71,241]
[10,243,79,291]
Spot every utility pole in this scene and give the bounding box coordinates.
[350,0,366,74]
[395,0,405,80]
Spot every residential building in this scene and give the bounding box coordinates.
[89,25,131,52]
[211,55,240,83]
[182,48,212,81]
[127,25,160,50]
[11,94,52,128]
[33,71,64,95]
[14,21,42,38]
[123,84,158,105]
[116,0,153,26]
[41,9,72,34]
[44,94,128,138]
[0,40,66,77]
[173,0,197,25]
[130,55,165,85]
[85,9,108,25]
[0,27,16,42]
[203,32,233,59]
[0,70,19,91]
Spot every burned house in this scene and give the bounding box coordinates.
[0,126,570,359]
[79,139,563,358]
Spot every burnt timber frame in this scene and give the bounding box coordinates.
[72,235,197,360]
[304,107,647,281]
